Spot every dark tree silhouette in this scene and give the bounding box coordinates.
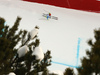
[0,17,52,75]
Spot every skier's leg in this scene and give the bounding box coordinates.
[47,16,49,20]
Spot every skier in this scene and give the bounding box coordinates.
[46,13,51,20]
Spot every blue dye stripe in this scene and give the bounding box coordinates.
[51,61,79,68]
[51,38,81,68]
[76,38,81,66]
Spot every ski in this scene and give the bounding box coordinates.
[42,13,58,20]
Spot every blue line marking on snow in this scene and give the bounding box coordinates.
[51,38,81,68]
[76,38,81,67]
[52,61,80,68]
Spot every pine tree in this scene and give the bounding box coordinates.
[0,17,52,75]
[42,68,49,75]
[0,17,22,74]
[64,67,75,75]
[77,28,100,75]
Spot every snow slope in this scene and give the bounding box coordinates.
[0,0,100,73]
